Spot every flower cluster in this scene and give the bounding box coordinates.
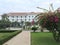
[48,15,59,23]
[40,15,59,30]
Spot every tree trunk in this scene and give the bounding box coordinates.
[56,31,60,42]
[34,30,35,32]
[41,27,43,32]
[53,30,60,42]
[52,30,56,40]
[41,29,43,32]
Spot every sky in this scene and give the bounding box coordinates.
[0,0,60,14]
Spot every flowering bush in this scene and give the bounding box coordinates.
[40,15,60,31]
[37,7,60,42]
[40,15,60,42]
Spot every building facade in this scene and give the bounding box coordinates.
[0,15,2,20]
[6,12,39,22]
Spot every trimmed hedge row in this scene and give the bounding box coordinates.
[0,30,17,33]
[0,30,22,45]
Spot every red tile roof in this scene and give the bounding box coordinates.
[7,12,40,16]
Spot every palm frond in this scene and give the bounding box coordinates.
[37,7,49,12]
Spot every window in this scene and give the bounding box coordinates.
[29,16,30,18]
[17,19,18,21]
[16,16,18,18]
[32,16,33,17]
[25,19,26,21]
[12,19,14,21]
[29,19,30,21]
[12,16,14,18]
[8,16,9,18]
[21,16,22,18]
[21,19,22,21]
[25,16,26,18]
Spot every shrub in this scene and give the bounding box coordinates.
[0,30,22,45]
[0,20,11,29]
[31,26,38,32]
[40,15,60,31]
[39,13,60,42]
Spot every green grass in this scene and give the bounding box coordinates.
[0,30,22,45]
[31,32,60,45]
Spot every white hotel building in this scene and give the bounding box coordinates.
[0,15,2,20]
[6,12,39,22]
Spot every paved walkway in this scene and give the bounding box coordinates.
[3,31,30,45]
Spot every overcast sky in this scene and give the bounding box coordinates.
[0,0,60,14]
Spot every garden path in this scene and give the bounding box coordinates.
[3,31,30,45]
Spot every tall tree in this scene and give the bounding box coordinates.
[2,14,9,21]
[0,14,11,29]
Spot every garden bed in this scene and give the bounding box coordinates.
[0,30,22,45]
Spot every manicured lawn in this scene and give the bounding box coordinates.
[31,32,60,45]
[0,30,22,45]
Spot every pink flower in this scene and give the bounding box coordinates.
[31,19,34,25]
[54,16,59,22]
[49,16,54,22]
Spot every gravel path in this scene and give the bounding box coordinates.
[3,31,30,45]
